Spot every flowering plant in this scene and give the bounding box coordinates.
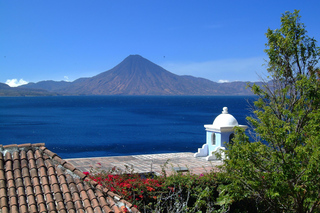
[85,165,165,211]
[84,162,225,212]
[84,163,264,212]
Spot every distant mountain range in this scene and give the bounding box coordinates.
[1,55,258,96]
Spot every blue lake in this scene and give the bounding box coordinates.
[0,96,256,159]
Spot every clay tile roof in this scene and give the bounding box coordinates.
[0,143,139,213]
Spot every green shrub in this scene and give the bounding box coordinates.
[85,163,263,212]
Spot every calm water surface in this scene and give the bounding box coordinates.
[0,96,256,158]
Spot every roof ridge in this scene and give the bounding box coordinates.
[0,143,45,157]
[1,143,45,150]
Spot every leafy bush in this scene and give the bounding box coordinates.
[155,166,219,212]
[84,163,224,212]
[84,163,262,212]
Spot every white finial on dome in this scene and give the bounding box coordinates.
[222,107,228,114]
[211,106,238,127]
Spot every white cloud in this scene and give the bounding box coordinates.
[160,57,267,82]
[64,76,69,81]
[218,80,229,83]
[5,79,29,87]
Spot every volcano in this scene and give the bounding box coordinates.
[20,55,254,96]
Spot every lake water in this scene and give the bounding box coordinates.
[0,96,256,159]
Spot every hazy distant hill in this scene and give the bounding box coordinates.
[0,83,58,96]
[15,55,255,96]
[22,80,71,91]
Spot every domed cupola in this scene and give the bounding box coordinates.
[194,107,248,161]
[212,107,238,129]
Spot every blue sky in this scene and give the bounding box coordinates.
[1,0,320,86]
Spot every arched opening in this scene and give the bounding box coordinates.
[229,133,235,144]
[211,133,216,145]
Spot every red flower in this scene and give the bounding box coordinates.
[83,171,90,176]
[147,186,155,191]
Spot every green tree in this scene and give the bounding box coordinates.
[219,10,320,213]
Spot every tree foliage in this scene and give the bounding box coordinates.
[220,10,320,213]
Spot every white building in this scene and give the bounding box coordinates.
[194,107,247,161]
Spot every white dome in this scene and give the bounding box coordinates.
[212,107,238,128]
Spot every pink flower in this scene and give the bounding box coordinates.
[83,171,90,176]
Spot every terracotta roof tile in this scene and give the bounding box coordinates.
[37,157,46,168]
[0,143,137,212]
[41,147,57,158]
[53,155,66,165]
[74,168,86,179]
[0,170,5,181]
[0,196,8,208]
[18,200,28,213]
[28,158,37,170]
[74,200,85,212]
[0,160,3,171]
[21,167,29,179]
[34,149,42,159]
[13,169,22,179]
[0,188,6,198]
[47,201,57,212]
[83,198,93,211]
[0,180,4,189]
[64,162,76,171]
[40,175,49,186]
[94,206,103,213]
[12,151,19,161]
[20,160,28,169]
[20,150,27,160]
[52,183,61,194]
